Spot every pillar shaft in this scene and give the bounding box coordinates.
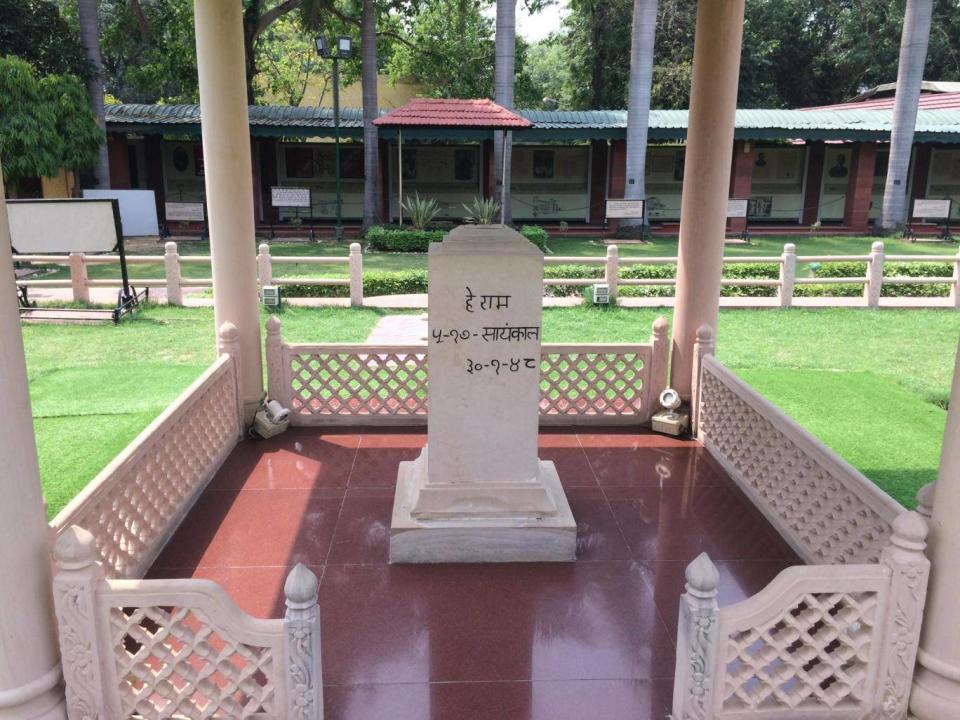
[0,163,66,719]
[801,142,826,225]
[911,342,960,718]
[728,140,754,233]
[194,0,263,421]
[670,0,746,398]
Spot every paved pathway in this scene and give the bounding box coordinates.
[365,314,428,344]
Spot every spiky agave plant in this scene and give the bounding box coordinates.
[401,193,441,230]
[462,196,501,224]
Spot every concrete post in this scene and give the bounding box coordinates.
[865,241,885,308]
[164,241,183,305]
[0,162,67,719]
[778,243,796,308]
[349,242,363,307]
[728,140,754,235]
[194,0,263,423]
[669,0,746,399]
[912,342,960,719]
[258,243,273,288]
[68,253,88,304]
[605,244,619,301]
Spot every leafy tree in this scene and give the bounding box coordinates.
[0,0,92,82]
[0,56,102,193]
[519,37,572,108]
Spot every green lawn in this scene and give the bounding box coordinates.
[33,233,955,283]
[23,304,957,515]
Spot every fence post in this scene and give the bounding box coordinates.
[283,564,322,720]
[865,240,885,308]
[690,323,716,436]
[951,249,960,309]
[605,244,619,301]
[69,252,89,303]
[875,511,931,717]
[266,315,287,407]
[52,525,115,720]
[779,242,796,307]
[164,241,183,305]
[672,552,720,720]
[218,322,246,436]
[258,242,273,288]
[349,242,363,307]
[646,316,670,421]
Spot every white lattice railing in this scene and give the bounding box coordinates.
[692,328,903,565]
[53,525,323,720]
[50,324,244,579]
[265,315,670,426]
[672,511,930,720]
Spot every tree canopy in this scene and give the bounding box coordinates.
[0,0,93,83]
[0,56,103,188]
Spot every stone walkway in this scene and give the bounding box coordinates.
[365,313,428,344]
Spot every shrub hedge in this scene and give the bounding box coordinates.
[799,261,953,297]
[364,224,550,252]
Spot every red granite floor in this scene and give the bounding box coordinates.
[149,428,800,720]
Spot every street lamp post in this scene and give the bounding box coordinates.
[315,35,354,242]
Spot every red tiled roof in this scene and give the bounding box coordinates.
[373,98,532,128]
[802,92,960,112]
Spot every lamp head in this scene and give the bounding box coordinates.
[659,388,681,412]
[337,36,353,58]
[314,35,330,57]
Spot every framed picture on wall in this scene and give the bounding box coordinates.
[454,149,475,181]
[533,150,555,179]
[285,147,315,178]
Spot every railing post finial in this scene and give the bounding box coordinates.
[865,240,885,308]
[779,243,797,307]
[349,242,364,308]
[605,244,619,301]
[265,315,287,407]
[673,552,720,720]
[164,240,183,305]
[690,325,716,435]
[217,321,240,358]
[52,525,111,719]
[875,510,931,717]
[283,563,322,720]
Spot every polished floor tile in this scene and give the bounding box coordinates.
[149,428,798,720]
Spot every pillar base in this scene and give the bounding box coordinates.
[0,665,66,720]
[389,451,577,563]
[910,661,960,719]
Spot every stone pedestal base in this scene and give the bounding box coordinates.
[390,453,577,563]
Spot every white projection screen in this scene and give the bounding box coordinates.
[7,199,121,254]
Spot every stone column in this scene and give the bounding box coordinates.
[194,0,263,422]
[669,0,746,399]
[0,162,66,719]
[911,341,960,719]
[727,140,754,235]
[390,225,576,563]
[842,142,877,232]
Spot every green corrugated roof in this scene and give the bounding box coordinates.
[105,103,960,142]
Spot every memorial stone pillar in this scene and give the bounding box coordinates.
[390,225,576,563]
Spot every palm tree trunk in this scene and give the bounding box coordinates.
[623,0,658,228]
[78,0,110,188]
[494,0,517,225]
[880,0,933,230]
[361,0,380,230]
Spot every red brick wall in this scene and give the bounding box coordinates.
[588,140,608,224]
[728,140,754,232]
[801,142,825,225]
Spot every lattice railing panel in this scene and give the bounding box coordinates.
[720,590,878,712]
[282,343,655,424]
[110,604,276,719]
[53,355,241,578]
[539,347,649,418]
[289,349,428,417]
[697,356,900,564]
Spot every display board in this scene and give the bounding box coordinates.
[913,198,952,219]
[606,199,645,219]
[165,202,205,222]
[82,189,159,236]
[727,198,749,218]
[7,199,120,253]
[271,186,311,208]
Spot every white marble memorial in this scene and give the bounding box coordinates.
[390,224,577,563]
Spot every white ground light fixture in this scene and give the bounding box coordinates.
[651,387,689,436]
